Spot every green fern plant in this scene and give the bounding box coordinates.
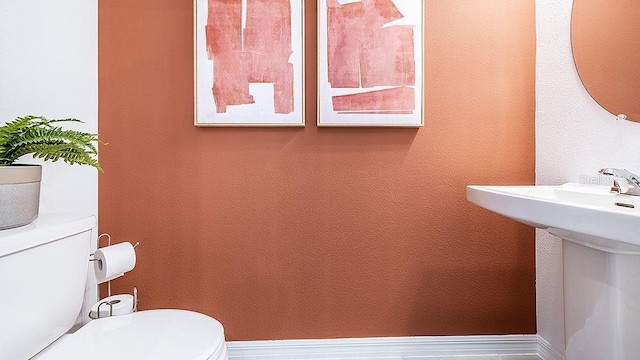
[0,115,103,171]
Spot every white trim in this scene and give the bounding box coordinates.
[537,335,565,360]
[227,335,539,359]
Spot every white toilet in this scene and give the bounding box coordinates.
[0,214,229,360]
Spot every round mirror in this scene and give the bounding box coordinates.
[571,0,640,122]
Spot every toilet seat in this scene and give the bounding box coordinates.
[36,309,228,360]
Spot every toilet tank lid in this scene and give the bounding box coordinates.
[0,214,96,258]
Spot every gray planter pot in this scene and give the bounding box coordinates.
[0,165,42,230]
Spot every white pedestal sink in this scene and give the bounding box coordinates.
[467,183,640,360]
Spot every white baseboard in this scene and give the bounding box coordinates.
[227,335,539,359]
[537,336,565,360]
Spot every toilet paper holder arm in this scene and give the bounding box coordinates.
[89,232,139,259]
[89,241,139,262]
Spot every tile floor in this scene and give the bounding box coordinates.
[411,356,541,360]
[336,356,542,360]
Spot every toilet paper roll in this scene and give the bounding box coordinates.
[89,294,135,319]
[94,242,136,284]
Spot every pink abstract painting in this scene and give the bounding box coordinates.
[318,0,423,126]
[195,0,304,126]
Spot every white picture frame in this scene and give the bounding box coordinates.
[194,0,305,127]
[317,0,424,127]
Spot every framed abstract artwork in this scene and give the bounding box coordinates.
[318,0,424,127]
[194,0,305,126]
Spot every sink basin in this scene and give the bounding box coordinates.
[468,183,640,359]
[467,183,640,254]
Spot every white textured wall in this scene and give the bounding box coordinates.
[536,0,640,354]
[0,0,98,324]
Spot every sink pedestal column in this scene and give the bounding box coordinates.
[563,240,640,360]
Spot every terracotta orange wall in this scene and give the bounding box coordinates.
[99,0,536,340]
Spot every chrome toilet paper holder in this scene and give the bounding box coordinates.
[88,233,140,320]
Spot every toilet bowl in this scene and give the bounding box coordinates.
[35,310,228,360]
[0,214,229,360]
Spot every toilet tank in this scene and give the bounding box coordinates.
[0,214,96,360]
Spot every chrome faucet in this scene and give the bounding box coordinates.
[598,168,640,196]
